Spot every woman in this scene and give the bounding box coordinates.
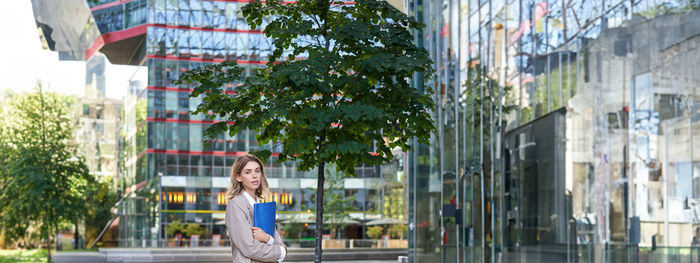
[225,154,287,263]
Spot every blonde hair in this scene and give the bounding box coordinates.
[226,154,272,202]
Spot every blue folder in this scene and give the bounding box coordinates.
[253,202,277,236]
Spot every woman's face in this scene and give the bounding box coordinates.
[236,160,262,192]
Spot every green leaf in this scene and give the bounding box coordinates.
[251,150,272,163]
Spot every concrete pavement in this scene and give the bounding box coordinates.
[52,251,401,263]
[52,252,105,263]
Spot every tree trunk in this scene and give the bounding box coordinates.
[314,162,325,263]
[46,236,51,263]
[74,221,79,249]
[0,227,5,249]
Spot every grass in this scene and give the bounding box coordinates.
[0,249,47,263]
[0,247,100,263]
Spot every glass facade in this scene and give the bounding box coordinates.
[78,53,122,186]
[406,0,700,262]
[90,0,148,34]
[87,0,402,248]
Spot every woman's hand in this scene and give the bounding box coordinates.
[251,227,271,243]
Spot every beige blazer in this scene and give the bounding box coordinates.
[225,194,284,263]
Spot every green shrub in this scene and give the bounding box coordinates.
[366,226,384,240]
[388,223,407,239]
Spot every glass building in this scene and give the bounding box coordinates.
[77,53,123,185]
[77,0,402,248]
[405,0,700,262]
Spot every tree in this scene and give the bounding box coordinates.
[83,176,118,247]
[281,219,305,240]
[184,224,204,239]
[366,226,383,239]
[0,87,92,262]
[462,59,517,171]
[0,90,13,249]
[166,220,185,238]
[166,220,204,239]
[388,223,407,239]
[383,181,405,220]
[166,220,203,246]
[176,1,434,261]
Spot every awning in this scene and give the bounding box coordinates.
[365,217,406,226]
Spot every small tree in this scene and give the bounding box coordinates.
[177,1,434,261]
[366,226,384,240]
[388,223,407,239]
[84,176,118,247]
[304,170,355,239]
[0,87,92,262]
[0,90,12,249]
[166,220,202,240]
[184,224,203,239]
[281,220,305,240]
[166,220,185,238]
[383,182,405,220]
[462,59,517,178]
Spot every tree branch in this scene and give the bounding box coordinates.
[308,14,325,48]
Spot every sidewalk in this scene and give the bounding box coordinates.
[52,252,104,263]
[52,251,401,263]
[295,261,396,263]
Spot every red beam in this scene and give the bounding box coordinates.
[146,149,280,157]
[149,86,194,93]
[90,0,133,11]
[147,86,238,94]
[201,0,355,4]
[86,24,147,60]
[146,54,268,64]
[202,0,304,3]
[124,180,147,195]
[147,23,263,34]
[146,117,236,125]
